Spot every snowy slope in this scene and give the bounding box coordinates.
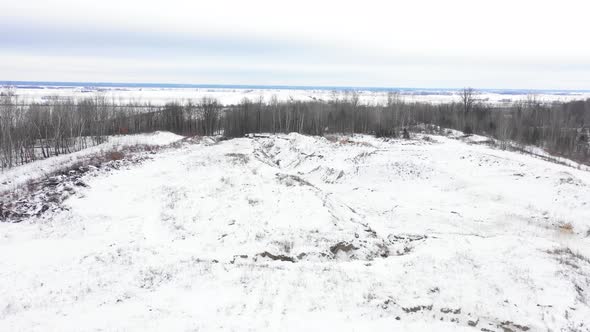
[1,133,590,331]
[0,131,184,192]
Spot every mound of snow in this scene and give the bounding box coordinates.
[124,131,185,146]
[1,133,589,331]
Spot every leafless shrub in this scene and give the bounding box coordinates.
[275,240,294,254]
[106,151,125,161]
[548,247,590,266]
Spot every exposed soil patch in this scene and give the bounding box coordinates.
[499,321,530,332]
[276,173,315,187]
[329,241,358,256]
[402,304,433,313]
[257,251,295,263]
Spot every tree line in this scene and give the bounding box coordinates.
[1,87,589,169]
[221,90,589,163]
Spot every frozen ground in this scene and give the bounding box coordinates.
[1,132,590,331]
[10,86,590,106]
[0,131,184,192]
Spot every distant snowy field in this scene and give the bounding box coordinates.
[1,132,590,331]
[9,85,590,105]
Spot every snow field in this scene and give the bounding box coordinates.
[1,132,589,331]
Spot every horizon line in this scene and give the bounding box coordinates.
[2,80,590,94]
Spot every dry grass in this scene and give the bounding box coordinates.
[2,144,159,202]
[548,247,590,267]
[106,151,125,161]
[324,135,351,144]
[339,137,351,144]
[559,222,574,234]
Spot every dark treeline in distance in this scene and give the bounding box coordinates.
[1,87,589,169]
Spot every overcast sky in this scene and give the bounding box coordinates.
[2,0,590,89]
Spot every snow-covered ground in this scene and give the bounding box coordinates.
[1,133,590,331]
[10,86,590,106]
[0,131,184,193]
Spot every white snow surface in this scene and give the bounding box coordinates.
[1,133,590,331]
[12,86,590,106]
[0,131,184,192]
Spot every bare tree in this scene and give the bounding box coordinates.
[200,96,221,136]
[350,91,360,135]
[459,87,476,114]
[458,87,478,133]
[2,85,589,169]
